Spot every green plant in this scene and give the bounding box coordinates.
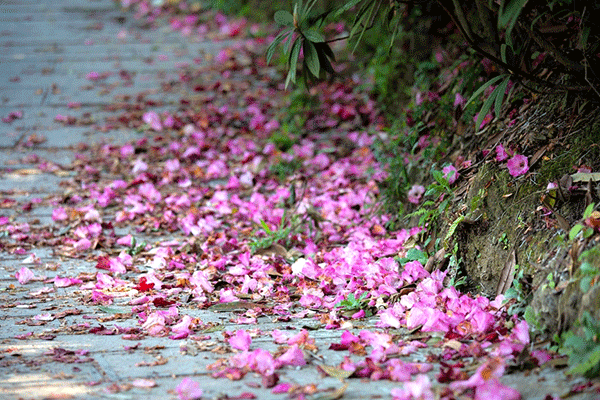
[269,158,302,181]
[397,247,428,265]
[249,200,323,252]
[266,0,335,88]
[250,216,295,252]
[406,168,454,228]
[127,237,147,256]
[464,74,513,131]
[561,311,600,378]
[578,259,600,293]
[505,268,533,315]
[335,292,373,316]
[569,203,596,241]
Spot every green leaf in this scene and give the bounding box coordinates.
[332,0,362,18]
[285,38,301,89]
[274,10,294,26]
[98,306,129,314]
[303,40,320,77]
[432,170,448,186]
[302,27,325,42]
[349,1,377,52]
[260,219,273,234]
[301,0,318,20]
[569,224,583,241]
[494,76,511,117]
[584,228,595,239]
[266,30,291,65]
[579,26,591,50]
[464,74,507,109]
[583,203,596,219]
[445,215,465,247]
[401,247,428,265]
[581,275,593,292]
[501,43,509,64]
[315,41,334,60]
[498,0,529,30]
[475,78,511,131]
[499,0,529,48]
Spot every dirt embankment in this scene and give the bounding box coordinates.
[434,90,600,339]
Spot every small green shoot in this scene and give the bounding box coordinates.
[397,247,428,265]
[336,292,372,317]
[127,237,147,256]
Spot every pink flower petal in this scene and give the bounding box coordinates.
[15,267,35,284]
[507,154,529,177]
[277,345,306,366]
[229,330,252,351]
[176,377,203,400]
[474,379,521,400]
[132,378,156,388]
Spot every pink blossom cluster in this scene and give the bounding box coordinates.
[495,144,529,177]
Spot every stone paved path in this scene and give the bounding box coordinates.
[0,1,597,399]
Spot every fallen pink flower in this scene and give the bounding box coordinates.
[442,164,459,184]
[407,184,425,204]
[142,111,163,131]
[171,315,194,339]
[474,378,521,400]
[74,238,92,252]
[271,382,292,394]
[86,71,101,81]
[287,329,310,345]
[495,144,509,162]
[91,290,113,305]
[15,267,35,284]
[229,330,252,351]
[277,345,306,367]
[507,154,529,177]
[54,277,83,287]
[176,377,203,400]
[52,207,68,221]
[391,374,435,400]
[454,93,466,109]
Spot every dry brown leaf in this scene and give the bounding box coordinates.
[314,383,349,400]
[443,339,463,351]
[571,172,600,183]
[255,243,289,258]
[317,364,355,379]
[496,249,517,297]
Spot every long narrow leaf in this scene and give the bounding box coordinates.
[266,30,291,65]
[332,0,363,18]
[349,1,372,39]
[303,0,319,18]
[476,86,500,130]
[351,1,376,52]
[285,38,301,89]
[303,40,320,77]
[494,76,511,117]
[499,0,529,28]
[464,74,507,109]
[499,0,529,47]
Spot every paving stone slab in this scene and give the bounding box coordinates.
[0,170,68,192]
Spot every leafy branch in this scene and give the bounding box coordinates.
[266,0,335,88]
